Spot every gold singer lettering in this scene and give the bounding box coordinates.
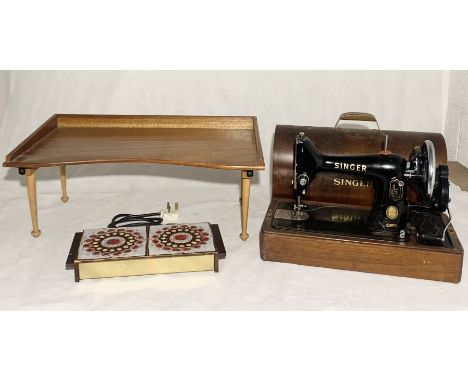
[334,162,367,172]
[331,214,361,223]
[333,178,374,187]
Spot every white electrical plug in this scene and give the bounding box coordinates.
[162,202,179,222]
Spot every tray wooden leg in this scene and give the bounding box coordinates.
[26,169,41,238]
[240,170,252,241]
[60,165,69,203]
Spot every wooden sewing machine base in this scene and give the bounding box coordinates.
[260,199,464,283]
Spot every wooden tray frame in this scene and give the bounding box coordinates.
[3,114,265,240]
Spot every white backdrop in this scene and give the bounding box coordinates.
[1,70,466,310]
[445,71,468,166]
[0,70,447,195]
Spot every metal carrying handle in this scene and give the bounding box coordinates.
[334,112,381,132]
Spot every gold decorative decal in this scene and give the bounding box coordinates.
[386,206,399,220]
[330,214,361,223]
[389,178,404,200]
[333,162,367,172]
[333,178,374,188]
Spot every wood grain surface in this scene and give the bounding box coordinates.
[3,114,265,170]
[260,199,464,283]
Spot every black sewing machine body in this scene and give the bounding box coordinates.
[271,201,452,248]
[283,132,451,245]
[260,118,463,282]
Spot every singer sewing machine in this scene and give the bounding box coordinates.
[260,113,464,283]
[289,131,450,245]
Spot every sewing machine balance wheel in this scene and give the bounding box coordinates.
[422,139,436,198]
[261,122,464,283]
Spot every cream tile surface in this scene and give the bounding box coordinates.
[148,223,215,256]
[78,227,147,260]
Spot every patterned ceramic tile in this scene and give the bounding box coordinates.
[78,227,147,260]
[148,223,215,256]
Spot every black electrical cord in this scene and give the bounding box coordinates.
[107,212,163,228]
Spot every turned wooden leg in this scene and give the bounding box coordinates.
[60,165,69,202]
[240,170,252,241]
[25,169,41,238]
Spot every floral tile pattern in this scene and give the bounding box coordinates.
[148,223,215,256]
[78,227,147,260]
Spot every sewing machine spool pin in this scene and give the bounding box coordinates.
[261,117,463,283]
[292,131,450,244]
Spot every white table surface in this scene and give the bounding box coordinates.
[0,165,466,310]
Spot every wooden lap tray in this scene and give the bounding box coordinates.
[3,114,265,240]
